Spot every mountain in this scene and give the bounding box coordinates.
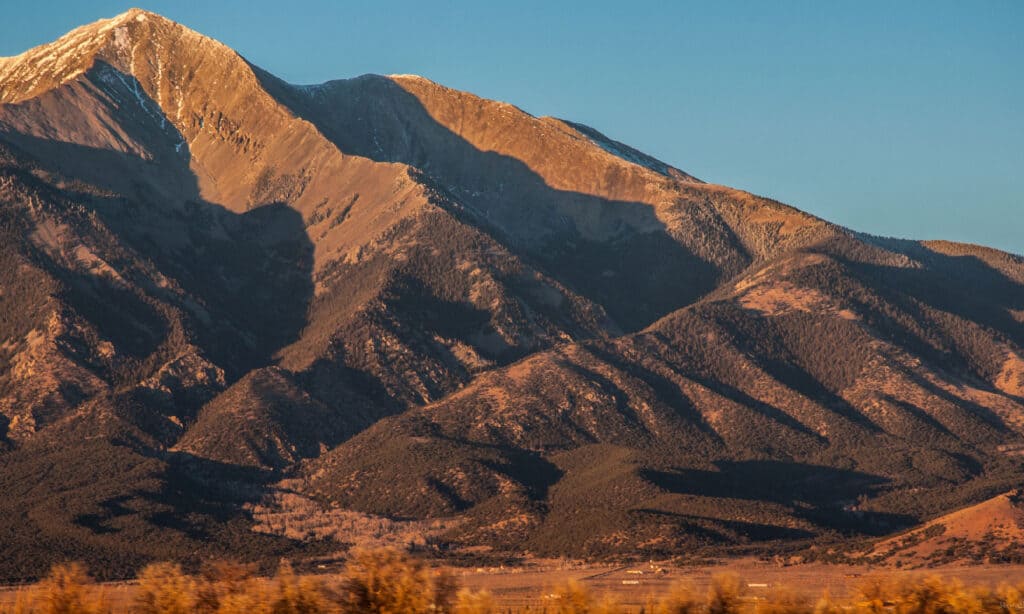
[867,490,1024,566]
[0,9,1022,578]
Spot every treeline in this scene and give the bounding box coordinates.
[4,548,1024,614]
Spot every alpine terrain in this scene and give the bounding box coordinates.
[0,9,1022,579]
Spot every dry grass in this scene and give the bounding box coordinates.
[4,553,1024,614]
[6,563,108,614]
[453,588,497,614]
[133,563,193,614]
[655,580,702,614]
[335,547,456,613]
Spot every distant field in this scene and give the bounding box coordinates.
[3,560,1023,613]
[456,560,1024,611]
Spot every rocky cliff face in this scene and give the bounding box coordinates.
[0,9,1021,577]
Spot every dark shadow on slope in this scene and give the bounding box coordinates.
[125,451,323,571]
[835,256,1024,410]
[425,477,473,512]
[477,454,563,503]
[177,366,367,472]
[883,396,958,439]
[894,361,1009,436]
[309,418,563,519]
[0,64,320,569]
[587,341,819,440]
[644,460,888,506]
[0,62,314,378]
[256,70,729,332]
[694,304,885,433]
[423,426,565,503]
[819,237,1024,375]
[74,495,134,535]
[559,360,647,434]
[643,460,917,536]
[631,509,816,542]
[0,427,304,581]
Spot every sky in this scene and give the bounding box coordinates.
[2,1,1022,254]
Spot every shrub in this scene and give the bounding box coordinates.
[897,576,982,614]
[813,591,844,614]
[856,575,900,614]
[854,575,1001,614]
[543,580,623,613]
[430,569,459,614]
[336,548,434,614]
[997,583,1024,614]
[548,580,593,613]
[211,587,272,614]
[36,562,107,614]
[757,586,813,614]
[133,562,194,614]
[9,588,48,614]
[7,554,1024,614]
[194,560,258,614]
[592,594,625,614]
[656,580,701,614]
[708,573,743,614]
[269,560,332,614]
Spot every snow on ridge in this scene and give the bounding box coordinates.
[589,135,669,175]
[93,63,184,154]
[293,83,328,97]
[566,121,674,177]
[0,8,236,105]
[0,12,122,102]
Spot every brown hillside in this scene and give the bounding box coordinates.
[869,490,1024,567]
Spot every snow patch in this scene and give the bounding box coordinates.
[388,74,432,84]
[113,26,130,54]
[584,132,670,175]
[103,66,176,140]
[294,83,327,97]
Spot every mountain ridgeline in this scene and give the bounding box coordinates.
[0,9,1022,578]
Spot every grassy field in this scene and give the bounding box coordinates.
[3,555,1024,613]
[457,559,1024,611]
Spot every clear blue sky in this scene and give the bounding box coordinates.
[2,1,1022,254]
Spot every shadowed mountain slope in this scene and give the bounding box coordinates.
[0,8,1021,577]
[302,234,1024,556]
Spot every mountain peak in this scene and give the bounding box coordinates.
[0,8,219,104]
[117,7,159,21]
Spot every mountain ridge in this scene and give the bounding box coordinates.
[0,9,1022,578]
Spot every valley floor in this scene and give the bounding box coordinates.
[457,560,1024,610]
[3,559,1023,613]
